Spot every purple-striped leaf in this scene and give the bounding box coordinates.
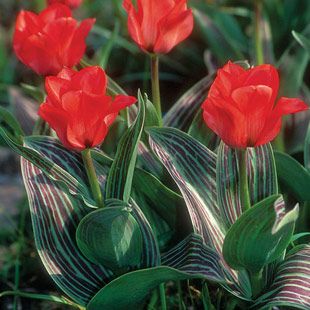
[148,127,251,298]
[253,245,310,309]
[217,142,278,227]
[87,234,226,309]
[21,142,111,306]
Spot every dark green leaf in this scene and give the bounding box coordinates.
[274,151,310,201]
[223,195,298,273]
[76,206,143,273]
[304,123,310,172]
[88,234,225,310]
[0,106,24,141]
[292,30,310,55]
[105,91,145,202]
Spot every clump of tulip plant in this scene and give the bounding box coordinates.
[0,0,309,309]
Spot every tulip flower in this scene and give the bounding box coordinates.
[13,4,94,75]
[123,0,194,55]
[47,0,82,9]
[39,66,137,151]
[202,61,308,149]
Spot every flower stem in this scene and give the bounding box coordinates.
[238,149,251,212]
[254,0,264,65]
[249,269,264,298]
[150,54,163,126]
[159,283,167,310]
[81,148,104,208]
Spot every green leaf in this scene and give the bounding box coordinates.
[223,195,298,273]
[277,26,310,97]
[188,109,218,149]
[0,130,94,207]
[20,83,45,103]
[216,142,278,228]
[193,8,244,64]
[105,91,145,202]
[253,244,310,310]
[292,30,310,55]
[87,234,225,310]
[76,205,143,274]
[20,137,112,306]
[148,127,251,298]
[274,151,310,202]
[0,106,24,141]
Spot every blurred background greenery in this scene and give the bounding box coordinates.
[0,0,309,308]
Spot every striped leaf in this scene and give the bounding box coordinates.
[148,127,251,298]
[106,199,160,268]
[161,234,225,281]
[0,128,95,207]
[105,91,145,202]
[253,245,310,309]
[163,73,214,131]
[87,234,225,310]
[223,195,298,274]
[21,140,112,306]
[217,142,278,228]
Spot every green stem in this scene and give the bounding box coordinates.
[150,54,163,126]
[81,148,104,208]
[249,269,264,298]
[238,149,251,212]
[159,283,167,310]
[254,0,264,65]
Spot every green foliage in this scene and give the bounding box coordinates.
[223,195,298,273]
[274,151,310,202]
[76,204,143,274]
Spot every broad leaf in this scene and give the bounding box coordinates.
[148,127,251,298]
[21,139,112,306]
[217,142,278,228]
[0,130,95,207]
[223,195,298,274]
[105,91,145,202]
[253,245,310,309]
[87,234,225,310]
[274,151,310,202]
[76,205,143,273]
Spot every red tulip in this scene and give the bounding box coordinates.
[123,0,194,54]
[39,66,136,151]
[13,4,94,75]
[47,0,82,9]
[202,61,308,148]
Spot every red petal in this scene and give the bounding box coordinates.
[38,102,72,149]
[71,66,106,95]
[123,0,145,50]
[244,64,279,104]
[67,18,95,67]
[154,8,193,54]
[39,4,72,23]
[255,97,308,146]
[110,95,137,113]
[18,33,61,75]
[45,76,70,104]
